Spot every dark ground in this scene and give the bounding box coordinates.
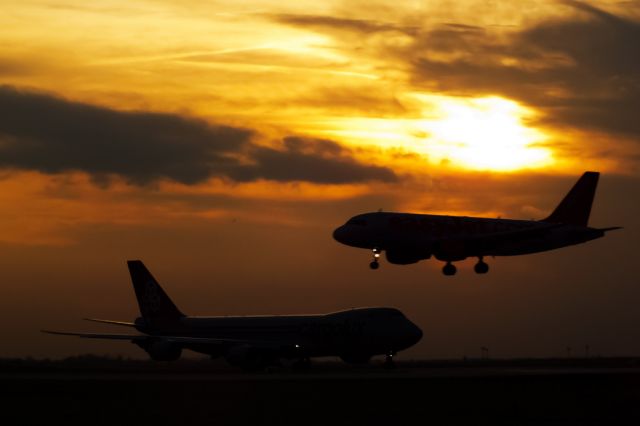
[2,357,640,425]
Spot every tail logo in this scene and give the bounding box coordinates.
[141,280,162,314]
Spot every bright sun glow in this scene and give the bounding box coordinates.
[304,95,554,173]
[425,96,553,171]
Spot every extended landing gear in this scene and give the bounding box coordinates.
[474,258,489,274]
[369,247,381,270]
[292,357,311,371]
[442,262,457,276]
[383,352,396,369]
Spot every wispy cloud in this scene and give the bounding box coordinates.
[274,3,640,141]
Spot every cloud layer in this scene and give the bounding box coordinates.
[0,86,396,185]
[275,2,640,140]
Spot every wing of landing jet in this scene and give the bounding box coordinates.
[442,224,622,258]
[435,222,563,256]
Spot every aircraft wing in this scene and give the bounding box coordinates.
[42,330,271,346]
[160,336,268,345]
[473,223,562,242]
[451,223,564,254]
[42,330,144,340]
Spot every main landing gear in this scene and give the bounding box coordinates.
[369,248,381,270]
[441,258,490,276]
[474,257,489,274]
[292,357,311,371]
[442,262,457,276]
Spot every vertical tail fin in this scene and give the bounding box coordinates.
[127,260,184,322]
[541,171,599,227]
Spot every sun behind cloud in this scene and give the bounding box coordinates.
[424,96,553,172]
[302,94,554,173]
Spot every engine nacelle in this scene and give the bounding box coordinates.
[385,249,427,265]
[224,345,274,371]
[138,340,182,362]
[340,352,372,365]
[434,240,468,262]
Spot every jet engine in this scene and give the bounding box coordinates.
[224,345,274,371]
[434,240,468,262]
[385,249,427,265]
[137,340,182,361]
[339,352,372,364]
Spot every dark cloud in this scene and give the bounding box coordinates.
[0,86,396,184]
[412,5,640,138]
[229,137,396,184]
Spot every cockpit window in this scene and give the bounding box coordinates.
[347,218,367,226]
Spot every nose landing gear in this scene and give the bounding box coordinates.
[383,352,396,369]
[369,248,381,270]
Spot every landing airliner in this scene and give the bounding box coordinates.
[333,172,620,275]
[43,261,422,370]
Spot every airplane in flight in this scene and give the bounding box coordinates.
[333,171,621,276]
[43,261,422,371]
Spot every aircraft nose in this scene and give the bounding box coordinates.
[409,322,423,346]
[333,225,347,243]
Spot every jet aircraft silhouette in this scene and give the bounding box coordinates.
[43,261,422,370]
[333,172,620,275]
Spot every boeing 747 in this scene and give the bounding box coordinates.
[43,261,422,370]
[333,172,620,275]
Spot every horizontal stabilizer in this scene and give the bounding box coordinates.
[84,318,136,327]
[42,330,267,345]
[598,226,623,232]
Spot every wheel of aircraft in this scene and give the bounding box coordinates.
[292,357,312,371]
[442,262,457,276]
[474,259,489,274]
[383,352,396,369]
[369,247,381,270]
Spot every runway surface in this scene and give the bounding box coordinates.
[3,360,640,425]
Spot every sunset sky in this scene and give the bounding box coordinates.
[1,0,639,359]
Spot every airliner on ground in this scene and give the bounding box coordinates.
[43,261,422,370]
[333,172,620,275]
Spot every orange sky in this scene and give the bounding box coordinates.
[0,0,638,359]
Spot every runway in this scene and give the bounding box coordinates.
[2,360,640,425]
